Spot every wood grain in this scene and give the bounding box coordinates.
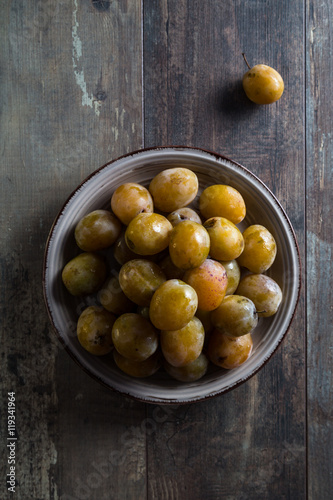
[1,0,332,498]
[1,1,145,499]
[306,1,333,498]
[144,1,306,498]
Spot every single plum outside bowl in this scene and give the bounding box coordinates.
[43,146,301,404]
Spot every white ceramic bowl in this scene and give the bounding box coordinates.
[43,147,301,404]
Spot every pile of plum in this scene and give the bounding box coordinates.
[62,167,282,382]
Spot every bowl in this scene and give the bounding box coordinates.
[43,146,301,404]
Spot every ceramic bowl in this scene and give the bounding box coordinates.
[43,147,301,404]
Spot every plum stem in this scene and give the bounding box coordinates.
[242,53,251,70]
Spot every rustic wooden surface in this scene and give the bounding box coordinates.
[0,1,331,499]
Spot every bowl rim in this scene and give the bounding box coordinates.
[42,145,302,404]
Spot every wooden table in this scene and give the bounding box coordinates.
[1,1,332,499]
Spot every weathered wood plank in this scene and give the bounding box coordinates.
[144,1,306,499]
[1,1,144,499]
[5,0,333,498]
[306,1,333,498]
